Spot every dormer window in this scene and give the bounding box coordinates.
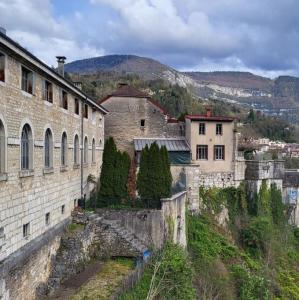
[0,53,5,82]
[216,124,222,135]
[21,66,34,94]
[43,80,53,103]
[61,90,68,109]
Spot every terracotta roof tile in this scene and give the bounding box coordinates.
[185,114,235,122]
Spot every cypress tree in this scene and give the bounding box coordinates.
[270,183,285,226]
[160,146,172,198]
[98,137,117,205]
[137,145,150,206]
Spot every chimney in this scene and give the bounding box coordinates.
[56,56,66,77]
[206,107,212,117]
[118,83,128,88]
[0,27,6,35]
[73,82,82,90]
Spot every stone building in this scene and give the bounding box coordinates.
[99,85,245,210]
[0,31,107,299]
[98,83,184,156]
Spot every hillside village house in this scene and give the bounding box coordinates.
[0,29,107,272]
[99,84,245,209]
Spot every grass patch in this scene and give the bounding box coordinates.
[67,223,85,232]
[70,259,134,300]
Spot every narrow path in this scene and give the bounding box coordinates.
[43,261,103,300]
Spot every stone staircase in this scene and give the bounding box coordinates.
[87,213,148,256]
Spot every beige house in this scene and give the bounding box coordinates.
[185,109,238,173]
[0,30,107,266]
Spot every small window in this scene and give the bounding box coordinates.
[74,199,77,208]
[83,104,88,119]
[199,123,205,135]
[61,132,67,166]
[45,212,50,226]
[214,145,225,160]
[23,223,30,238]
[21,66,34,94]
[74,98,80,115]
[61,90,68,110]
[216,124,222,135]
[140,119,145,127]
[196,145,208,160]
[43,80,53,103]
[61,205,65,214]
[99,117,103,127]
[0,53,5,82]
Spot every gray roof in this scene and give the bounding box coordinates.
[134,138,190,152]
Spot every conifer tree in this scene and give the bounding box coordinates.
[137,145,150,205]
[98,137,117,205]
[270,183,285,226]
[160,146,172,198]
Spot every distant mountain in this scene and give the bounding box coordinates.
[65,55,299,124]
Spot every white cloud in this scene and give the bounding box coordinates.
[0,0,104,66]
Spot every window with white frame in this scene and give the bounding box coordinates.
[196,145,208,160]
[21,124,33,170]
[199,123,205,135]
[43,80,53,103]
[216,123,223,135]
[0,52,5,82]
[21,66,34,94]
[61,132,67,166]
[0,120,5,173]
[84,137,88,164]
[74,134,79,165]
[214,145,225,160]
[92,138,95,163]
[44,128,53,168]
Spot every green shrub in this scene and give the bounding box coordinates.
[231,264,270,300]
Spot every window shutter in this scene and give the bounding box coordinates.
[223,145,225,160]
[42,80,46,100]
[213,146,216,160]
[59,88,62,106]
[206,145,208,160]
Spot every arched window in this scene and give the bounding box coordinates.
[21,124,33,170]
[61,132,67,166]
[74,134,79,164]
[92,138,95,163]
[44,129,53,168]
[84,137,88,164]
[0,120,5,173]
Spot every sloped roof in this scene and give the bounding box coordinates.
[185,114,235,122]
[0,31,108,114]
[98,84,178,121]
[134,138,190,152]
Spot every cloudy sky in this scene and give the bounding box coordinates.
[0,0,298,77]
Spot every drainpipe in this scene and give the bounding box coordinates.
[80,97,85,203]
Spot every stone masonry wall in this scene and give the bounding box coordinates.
[0,51,105,264]
[0,219,68,300]
[102,96,181,157]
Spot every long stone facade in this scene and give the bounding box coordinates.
[0,31,107,299]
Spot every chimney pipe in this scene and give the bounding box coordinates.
[0,27,6,35]
[206,107,212,117]
[56,56,66,77]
